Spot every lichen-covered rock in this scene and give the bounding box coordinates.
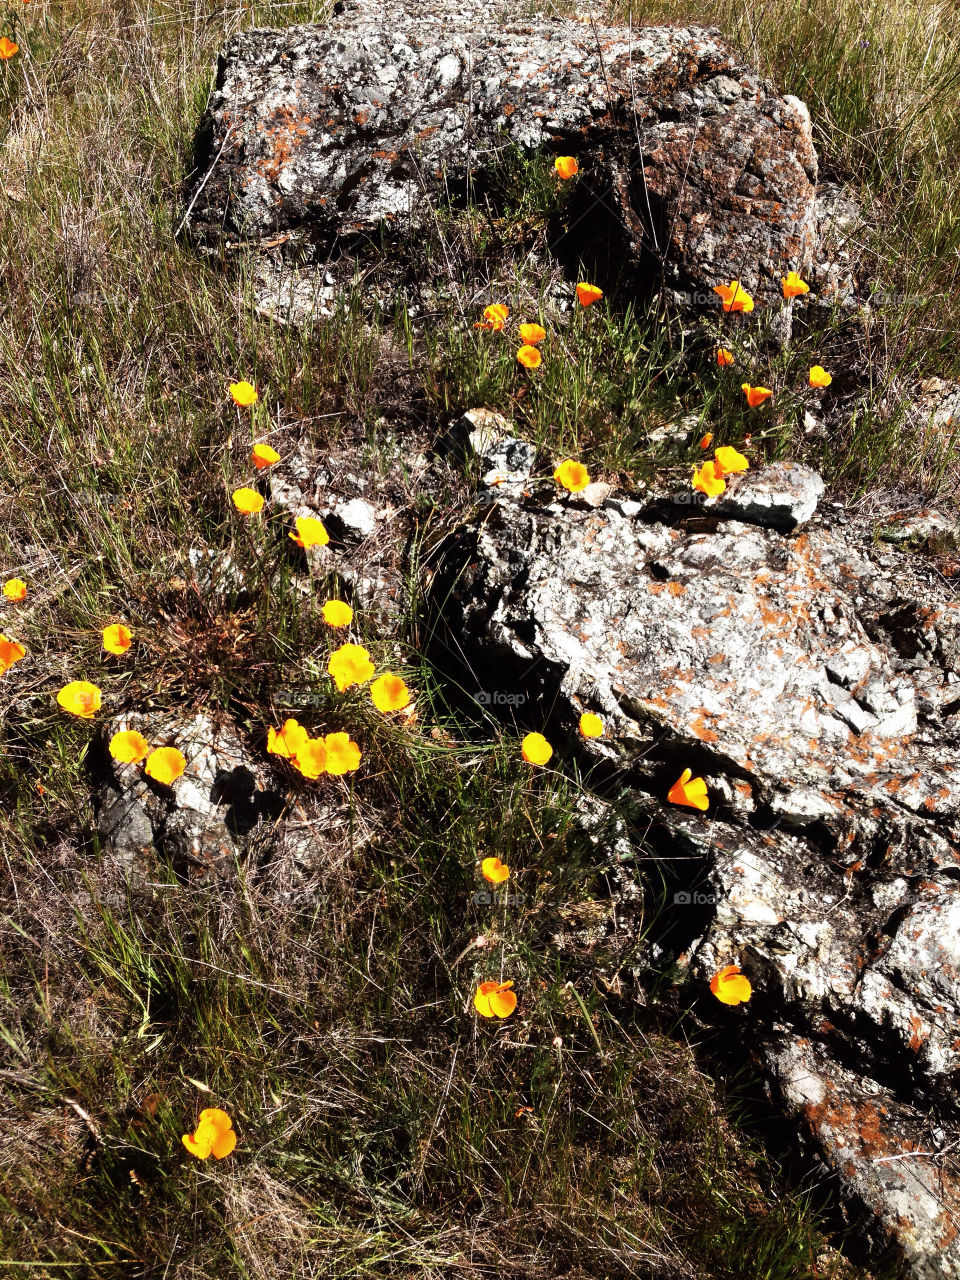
[434,474,960,1275]
[184,0,818,303]
[707,460,825,529]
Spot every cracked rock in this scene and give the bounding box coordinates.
[184,0,820,305]
[435,478,960,1275]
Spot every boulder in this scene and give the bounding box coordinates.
[183,0,819,304]
[434,474,960,1276]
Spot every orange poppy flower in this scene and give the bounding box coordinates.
[521,732,552,765]
[102,623,132,655]
[713,280,754,313]
[474,303,509,331]
[518,323,546,345]
[323,731,361,775]
[328,643,375,692]
[0,38,18,59]
[713,445,749,475]
[667,767,709,811]
[267,718,309,759]
[322,600,353,627]
[698,432,714,450]
[251,443,281,468]
[370,673,410,712]
[0,634,25,674]
[481,856,510,884]
[553,459,590,492]
[716,349,734,367]
[576,283,603,308]
[57,681,101,718]
[232,487,264,514]
[293,737,327,779]
[710,964,752,1005]
[474,980,517,1018]
[289,516,329,548]
[517,345,541,369]
[145,746,186,785]
[554,156,579,180]
[691,461,726,497]
[781,271,809,299]
[109,729,150,764]
[741,384,772,408]
[229,381,258,407]
[3,578,26,602]
[182,1108,237,1160]
[809,365,832,388]
[579,712,603,738]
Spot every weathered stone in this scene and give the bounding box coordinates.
[434,479,960,1275]
[96,712,277,885]
[327,496,378,540]
[707,460,826,529]
[877,509,959,546]
[578,481,614,508]
[184,0,819,304]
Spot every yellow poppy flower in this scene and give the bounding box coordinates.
[741,384,772,408]
[0,634,25,674]
[144,746,186,786]
[667,767,709,810]
[289,516,329,548]
[521,732,552,765]
[57,681,101,719]
[716,349,734,367]
[518,323,546,345]
[323,731,361,775]
[474,980,517,1018]
[474,303,509,331]
[327,643,375,692]
[579,712,603,738]
[293,737,328,779]
[809,365,832,388]
[691,461,726,497]
[102,623,132,655]
[710,964,752,1005]
[553,459,590,492]
[516,345,541,369]
[713,445,749,475]
[781,271,809,299]
[576,283,603,307]
[182,1108,237,1159]
[108,732,150,757]
[554,156,579,180]
[109,729,150,764]
[3,578,26,602]
[232,487,264,514]
[0,38,18,59]
[229,381,258,407]
[267,718,309,759]
[481,856,510,884]
[713,280,754,313]
[370,673,410,712]
[251,443,281,468]
[322,600,353,627]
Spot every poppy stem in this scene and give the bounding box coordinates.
[564,980,603,1054]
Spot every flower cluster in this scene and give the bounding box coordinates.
[711,273,833,405]
[109,728,186,786]
[474,273,603,371]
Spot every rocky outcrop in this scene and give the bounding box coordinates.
[183,0,819,303]
[434,466,960,1277]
